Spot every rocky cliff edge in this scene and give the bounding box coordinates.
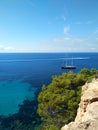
[61,78,98,130]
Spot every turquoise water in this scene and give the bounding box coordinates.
[0,80,36,115]
[0,52,98,116]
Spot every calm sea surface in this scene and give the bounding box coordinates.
[0,52,98,115]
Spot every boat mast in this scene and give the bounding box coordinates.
[71,57,73,66]
[65,51,68,66]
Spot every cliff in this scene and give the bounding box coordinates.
[61,78,98,130]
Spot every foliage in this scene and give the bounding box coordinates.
[0,68,98,130]
[37,68,98,130]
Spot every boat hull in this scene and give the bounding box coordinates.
[61,66,76,69]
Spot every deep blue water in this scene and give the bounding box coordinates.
[0,52,98,115]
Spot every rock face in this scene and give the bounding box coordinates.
[61,78,98,130]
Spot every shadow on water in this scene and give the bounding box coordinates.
[0,98,41,130]
[0,53,98,129]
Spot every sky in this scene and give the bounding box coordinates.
[0,0,98,52]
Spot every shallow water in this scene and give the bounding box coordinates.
[0,80,36,115]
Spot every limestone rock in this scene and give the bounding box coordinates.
[61,78,98,130]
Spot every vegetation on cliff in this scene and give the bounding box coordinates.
[37,68,98,130]
[0,68,98,130]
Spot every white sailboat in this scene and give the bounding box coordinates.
[61,54,76,69]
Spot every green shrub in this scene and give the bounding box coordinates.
[37,68,98,129]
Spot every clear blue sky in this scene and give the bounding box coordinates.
[0,0,98,52]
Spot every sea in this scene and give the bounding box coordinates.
[0,52,98,116]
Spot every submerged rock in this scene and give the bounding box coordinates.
[61,78,98,130]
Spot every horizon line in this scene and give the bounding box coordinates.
[0,51,98,53]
